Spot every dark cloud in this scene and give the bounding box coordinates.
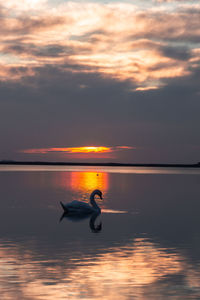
[0,63,199,163]
[0,1,199,163]
[2,43,68,57]
[13,16,67,35]
[159,45,191,60]
[131,10,200,43]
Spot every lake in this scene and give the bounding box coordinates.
[0,165,200,299]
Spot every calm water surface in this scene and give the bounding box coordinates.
[0,165,200,299]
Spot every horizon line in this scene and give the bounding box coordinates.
[0,160,200,168]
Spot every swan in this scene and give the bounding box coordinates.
[60,189,102,214]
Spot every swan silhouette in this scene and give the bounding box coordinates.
[60,189,102,214]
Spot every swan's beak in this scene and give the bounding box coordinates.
[100,195,103,200]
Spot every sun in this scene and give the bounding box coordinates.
[67,147,111,153]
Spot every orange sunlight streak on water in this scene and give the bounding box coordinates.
[70,171,108,193]
[55,171,108,193]
[53,171,109,202]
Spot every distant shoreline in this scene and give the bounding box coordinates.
[0,161,200,168]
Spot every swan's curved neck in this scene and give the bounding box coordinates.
[90,193,100,211]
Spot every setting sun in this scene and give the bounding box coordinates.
[66,146,111,153]
[21,146,111,154]
[20,146,133,155]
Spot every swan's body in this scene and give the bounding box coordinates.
[60,189,102,214]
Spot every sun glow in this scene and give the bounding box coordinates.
[21,146,111,154]
[70,171,108,193]
[52,171,109,202]
[67,146,111,153]
[21,146,133,154]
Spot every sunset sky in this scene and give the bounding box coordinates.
[0,0,199,163]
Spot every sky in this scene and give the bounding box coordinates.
[0,0,200,163]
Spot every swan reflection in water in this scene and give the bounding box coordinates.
[60,189,102,233]
[60,211,102,233]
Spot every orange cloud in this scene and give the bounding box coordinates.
[116,146,134,150]
[0,1,199,88]
[21,146,134,154]
[22,146,111,154]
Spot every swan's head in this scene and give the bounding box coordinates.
[92,189,103,199]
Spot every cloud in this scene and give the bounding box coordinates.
[0,1,200,164]
[0,61,200,163]
[1,0,48,13]
[21,146,112,154]
[0,1,199,89]
[20,146,135,155]
[158,45,192,61]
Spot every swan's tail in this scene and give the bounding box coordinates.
[60,201,68,212]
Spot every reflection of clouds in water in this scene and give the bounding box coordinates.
[1,238,200,299]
